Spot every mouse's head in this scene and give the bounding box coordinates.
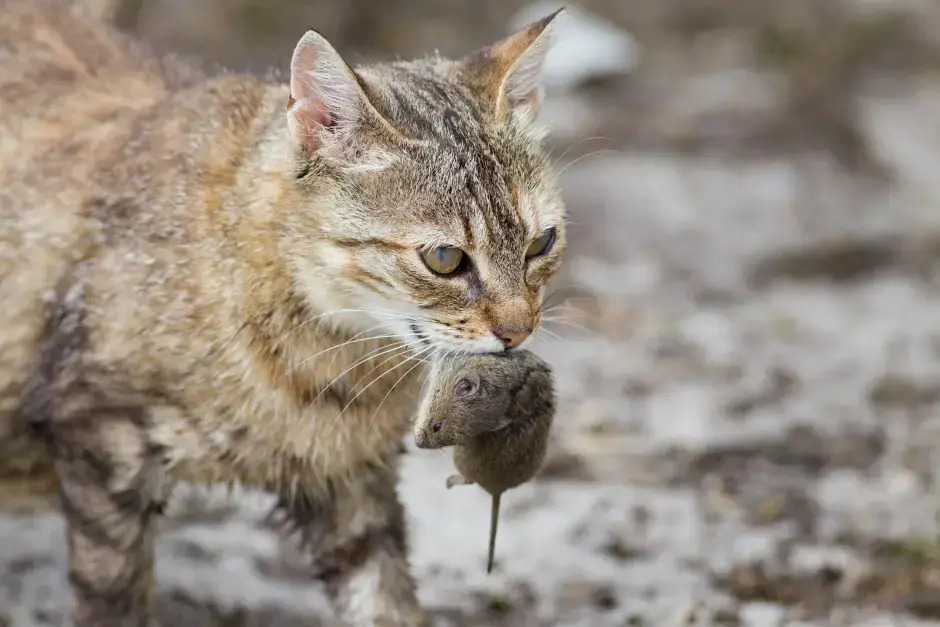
[414,350,547,448]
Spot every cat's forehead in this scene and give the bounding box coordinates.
[402,132,553,273]
[375,63,491,142]
[349,62,565,299]
[366,64,556,223]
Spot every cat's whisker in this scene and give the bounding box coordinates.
[304,345,407,417]
[189,319,251,375]
[542,318,592,334]
[541,289,596,313]
[542,314,588,324]
[293,332,404,371]
[313,328,430,407]
[307,341,413,414]
[278,308,435,346]
[334,344,436,428]
[542,312,585,320]
[550,136,613,172]
[541,304,593,323]
[537,327,569,344]
[557,148,620,178]
[543,295,595,307]
[326,333,402,376]
[367,346,440,425]
[344,342,423,396]
[276,321,391,386]
[543,301,592,312]
[288,312,438,390]
[318,323,402,378]
[417,366,434,397]
[278,309,372,343]
[542,304,591,316]
[320,340,413,387]
[541,308,589,322]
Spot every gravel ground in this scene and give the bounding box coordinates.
[3,1,940,625]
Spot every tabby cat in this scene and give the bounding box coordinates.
[0,1,566,624]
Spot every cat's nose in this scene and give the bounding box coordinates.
[486,297,536,349]
[495,328,531,349]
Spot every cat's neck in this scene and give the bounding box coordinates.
[208,84,409,398]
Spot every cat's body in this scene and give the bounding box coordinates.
[0,1,566,625]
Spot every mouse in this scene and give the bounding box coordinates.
[414,349,555,573]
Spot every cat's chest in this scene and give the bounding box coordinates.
[157,359,422,489]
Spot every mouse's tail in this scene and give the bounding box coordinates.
[487,492,501,574]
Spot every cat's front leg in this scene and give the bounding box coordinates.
[277,460,425,627]
[49,412,166,627]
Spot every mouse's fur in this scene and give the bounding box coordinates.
[415,350,555,572]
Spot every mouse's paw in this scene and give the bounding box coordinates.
[445,474,472,489]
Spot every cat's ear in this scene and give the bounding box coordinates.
[287,30,378,154]
[464,9,561,122]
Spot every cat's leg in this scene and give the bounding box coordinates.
[49,412,166,627]
[276,460,424,626]
[445,474,472,489]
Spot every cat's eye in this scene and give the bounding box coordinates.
[420,246,465,275]
[526,227,556,259]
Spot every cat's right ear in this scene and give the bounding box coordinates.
[462,10,561,123]
[287,30,373,154]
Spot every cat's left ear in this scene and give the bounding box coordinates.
[288,29,394,155]
[463,9,561,122]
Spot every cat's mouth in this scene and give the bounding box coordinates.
[407,315,517,356]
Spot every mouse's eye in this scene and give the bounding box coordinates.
[432,421,443,432]
[454,377,478,398]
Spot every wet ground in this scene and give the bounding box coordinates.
[3,1,940,625]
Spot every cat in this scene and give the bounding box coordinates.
[0,0,567,624]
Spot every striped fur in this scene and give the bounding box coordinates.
[0,1,565,624]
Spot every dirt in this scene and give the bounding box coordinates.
[4,0,940,625]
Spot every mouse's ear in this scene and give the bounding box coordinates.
[454,374,480,398]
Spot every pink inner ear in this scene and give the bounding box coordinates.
[290,97,331,153]
[290,37,321,102]
[288,30,364,155]
[289,36,333,153]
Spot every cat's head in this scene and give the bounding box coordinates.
[283,11,565,355]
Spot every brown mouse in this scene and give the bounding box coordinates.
[415,350,555,573]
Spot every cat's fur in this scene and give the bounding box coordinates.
[0,1,566,625]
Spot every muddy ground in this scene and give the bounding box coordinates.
[3,1,940,625]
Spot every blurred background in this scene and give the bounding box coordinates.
[4,0,940,625]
